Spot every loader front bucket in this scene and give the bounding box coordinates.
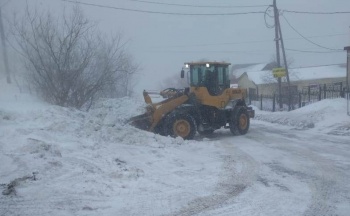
[128,113,152,131]
[128,90,189,133]
[127,90,154,131]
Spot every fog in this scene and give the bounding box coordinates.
[1,0,350,94]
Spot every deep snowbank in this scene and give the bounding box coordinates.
[253,98,350,136]
[1,85,223,215]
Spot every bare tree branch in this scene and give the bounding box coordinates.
[10,5,139,109]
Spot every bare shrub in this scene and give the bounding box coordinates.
[11,6,138,109]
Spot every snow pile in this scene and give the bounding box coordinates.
[1,82,350,215]
[85,97,189,147]
[0,85,223,215]
[254,98,350,136]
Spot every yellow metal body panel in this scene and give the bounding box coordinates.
[139,86,247,132]
[142,91,189,131]
[143,90,152,104]
[190,87,247,109]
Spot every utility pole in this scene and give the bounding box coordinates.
[276,11,291,110]
[273,0,282,109]
[0,7,11,84]
[273,0,291,110]
[345,46,350,116]
[346,46,350,91]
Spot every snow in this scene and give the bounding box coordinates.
[254,98,350,135]
[238,64,346,85]
[290,64,346,81]
[246,70,275,85]
[233,63,267,78]
[0,82,48,114]
[1,81,350,215]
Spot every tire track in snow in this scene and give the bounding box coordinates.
[248,123,349,216]
[0,195,110,216]
[164,144,258,216]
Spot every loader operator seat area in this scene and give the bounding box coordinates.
[205,69,219,96]
[189,63,230,96]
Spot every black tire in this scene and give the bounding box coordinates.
[164,113,197,140]
[230,108,250,135]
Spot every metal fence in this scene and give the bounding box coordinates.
[249,86,349,112]
[347,91,350,116]
[250,93,300,112]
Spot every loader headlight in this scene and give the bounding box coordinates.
[185,64,189,68]
[206,63,210,68]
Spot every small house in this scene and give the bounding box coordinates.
[233,63,347,100]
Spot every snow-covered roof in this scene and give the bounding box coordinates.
[242,64,346,85]
[290,64,346,81]
[245,70,275,85]
[232,63,268,78]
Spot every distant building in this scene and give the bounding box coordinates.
[232,63,347,98]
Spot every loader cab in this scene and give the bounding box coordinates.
[184,62,231,96]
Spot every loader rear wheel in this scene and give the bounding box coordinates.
[165,113,196,140]
[230,108,250,135]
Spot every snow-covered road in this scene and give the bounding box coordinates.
[178,121,350,216]
[1,93,349,216]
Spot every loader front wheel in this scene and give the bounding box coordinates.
[165,113,197,140]
[230,108,250,135]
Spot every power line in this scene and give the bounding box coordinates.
[285,48,343,53]
[240,63,345,72]
[297,33,349,38]
[264,5,275,28]
[146,50,267,55]
[282,9,350,15]
[61,0,265,16]
[124,0,269,8]
[150,33,348,48]
[144,47,344,55]
[281,15,343,51]
[290,63,345,69]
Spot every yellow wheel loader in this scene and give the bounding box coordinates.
[129,61,255,140]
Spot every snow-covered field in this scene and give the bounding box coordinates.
[1,82,350,216]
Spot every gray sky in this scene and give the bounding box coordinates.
[2,0,350,93]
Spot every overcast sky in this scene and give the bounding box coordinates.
[2,0,350,93]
